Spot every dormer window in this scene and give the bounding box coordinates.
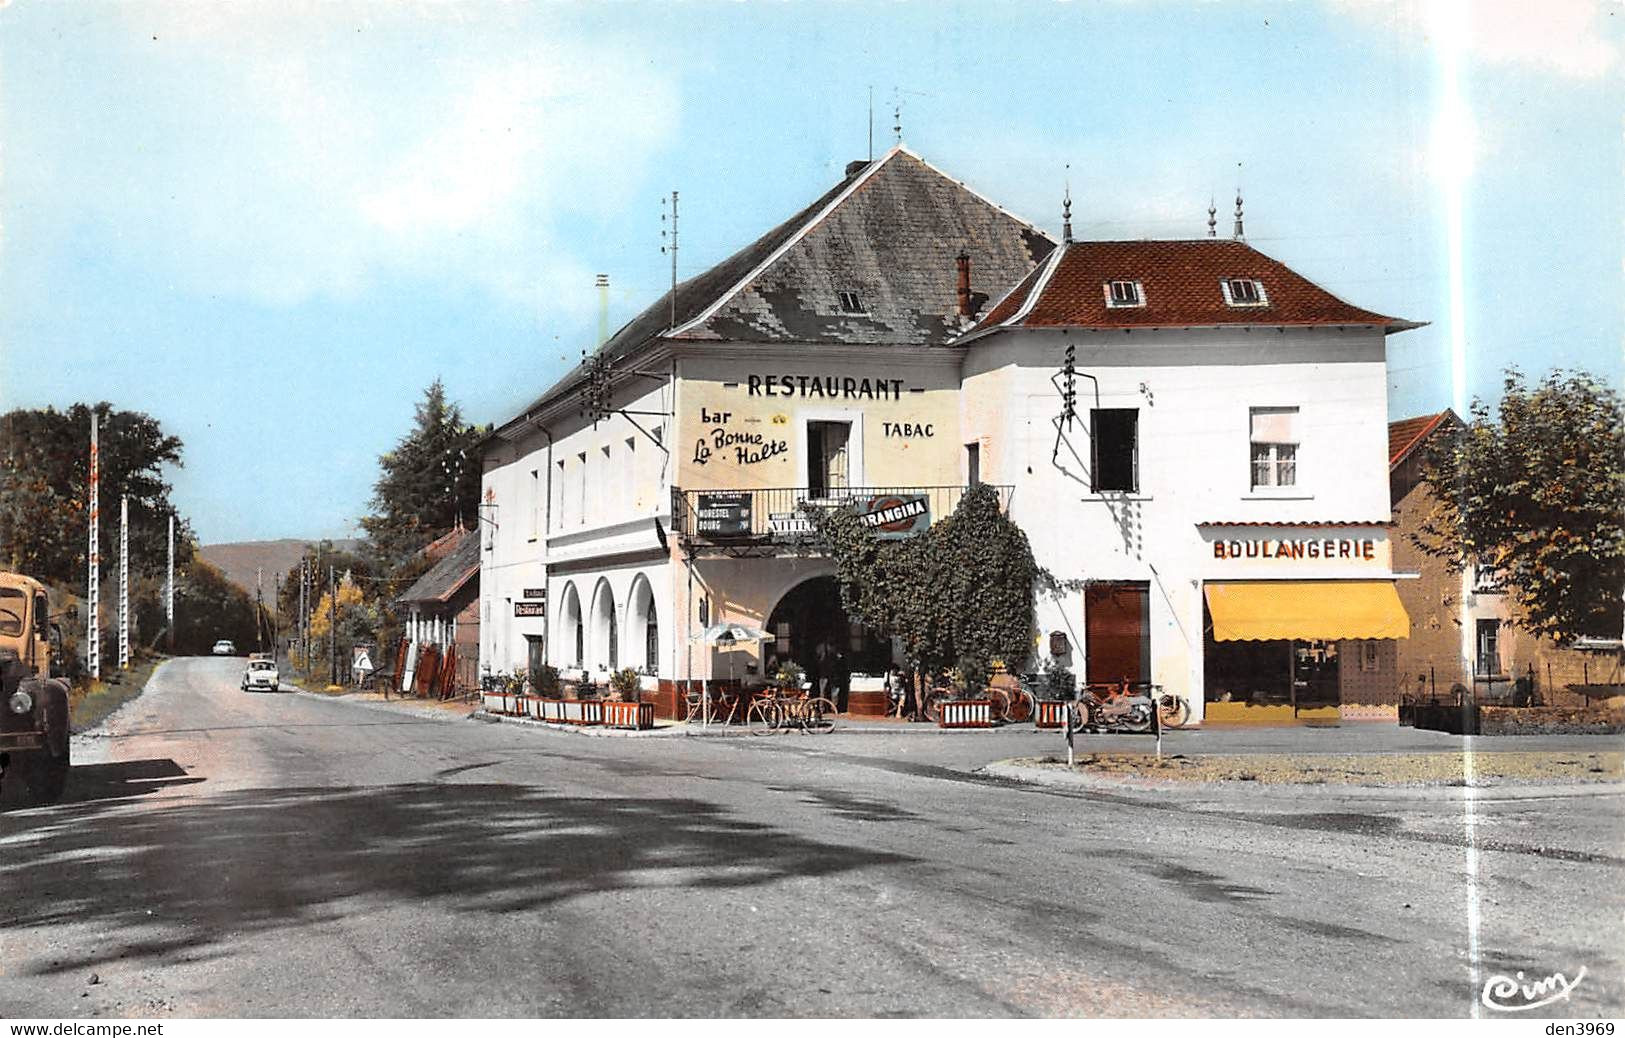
[837,290,866,314]
[1222,278,1268,307]
[1104,280,1144,308]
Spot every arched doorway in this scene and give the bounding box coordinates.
[626,574,658,673]
[589,578,617,672]
[766,576,891,697]
[557,582,583,668]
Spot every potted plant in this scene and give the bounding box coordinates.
[775,660,805,693]
[603,667,655,729]
[938,655,996,728]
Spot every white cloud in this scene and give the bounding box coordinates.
[11,4,679,318]
[1330,0,1620,79]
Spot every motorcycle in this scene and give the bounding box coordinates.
[1068,681,1156,734]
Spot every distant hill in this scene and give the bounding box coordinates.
[198,539,361,595]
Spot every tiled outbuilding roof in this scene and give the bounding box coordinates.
[967,238,1422,337]
[1388,410,1459,468]
[491,146,1053,439]
[397,532,480,606]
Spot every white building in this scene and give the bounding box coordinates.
[958,232,1423,723]
[479,151,1424,724]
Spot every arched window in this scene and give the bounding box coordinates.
[557,582,583,669]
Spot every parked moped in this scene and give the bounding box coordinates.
[1069,680,1156,734]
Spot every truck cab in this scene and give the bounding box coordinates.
[0,572,72,804]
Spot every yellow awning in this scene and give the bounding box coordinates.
[1205,581,1410,641]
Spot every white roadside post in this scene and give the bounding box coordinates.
[118,494,129,670]
[87,413,100,679]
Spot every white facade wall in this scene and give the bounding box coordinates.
[480,375,675,683]
[962,326,1397,721]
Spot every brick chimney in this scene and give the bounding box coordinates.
[955,252,972,318]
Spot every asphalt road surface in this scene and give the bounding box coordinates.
[2,657,1621,1018]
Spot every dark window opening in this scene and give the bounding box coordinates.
[965,442,981,486]
[1090,408,1138,493]
[838,290,866,314]
[807,420,851,496]
[645,601,659,673]
[1476,619,1501,678]
[1226,278,1263,304]
[1106,280,1142,307]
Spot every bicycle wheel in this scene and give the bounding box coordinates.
[1067,701,1094,735]
[1006,688,1035,723]
[922,690,943,723]
[1158,694,1191,729]
[746,698,781,733]
[803,697,836,734]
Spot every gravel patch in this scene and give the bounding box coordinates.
[1002,750,1624,787]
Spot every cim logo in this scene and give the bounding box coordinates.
[1480,967,1587,1013]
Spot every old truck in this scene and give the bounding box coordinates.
[0,572,72,804]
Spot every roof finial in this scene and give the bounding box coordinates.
[1207,196,1217,238]
[1233,188,1245,240]
[1062,165,1073,244]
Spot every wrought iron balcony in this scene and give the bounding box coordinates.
[671,484,1011,554]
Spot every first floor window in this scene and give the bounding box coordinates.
[1250,406,1299,488]
[1476,619,1501,678]
[1090,408,1138,492]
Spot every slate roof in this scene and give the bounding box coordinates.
[1388,410,1459,468]
[491,146,1053,439]
[397,532,480,606]
[967,238,1422,337]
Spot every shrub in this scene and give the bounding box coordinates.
[609,667,641,701]
[531,663,561,698]
[775,659,805,691]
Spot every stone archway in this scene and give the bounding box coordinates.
[556,582,583,669]
[766,576,891,702]
[625,573,658,673]
[588,578,617,672]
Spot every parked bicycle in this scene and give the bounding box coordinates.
[746,686,836,734]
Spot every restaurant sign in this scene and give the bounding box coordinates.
[695,491,752,537]
[514,601,546,618]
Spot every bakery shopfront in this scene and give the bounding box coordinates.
[1199,525,1411,723]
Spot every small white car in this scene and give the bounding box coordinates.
[212,639,237,656]
[241,658,279,692]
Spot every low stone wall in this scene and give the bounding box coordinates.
[1478,706,1625,736]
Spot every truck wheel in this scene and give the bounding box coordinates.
[24,683,71,803]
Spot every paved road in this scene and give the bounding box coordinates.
[2,657,1620,1018]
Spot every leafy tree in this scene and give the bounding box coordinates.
[811,484,1039,683]
[1418,369,1625,642]
[171,556,262,655]
[0,403,193,586]
[360,380,485,573]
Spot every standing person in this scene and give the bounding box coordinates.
[834,648,851,713]
[807,642,827,703]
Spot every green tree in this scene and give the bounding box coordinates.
[359,380,485,573]
[0,403,193,585]
[171,556,262,656]
[811,484,1039,680]
[1418,369,1625,642]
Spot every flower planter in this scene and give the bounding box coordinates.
[522,696,547,720]
[482,692,520,715]
[1034,700,1072,729]
[539,698,568,722]
[938,699,994,728]
[559,699,604,725]
[602,701,655,730]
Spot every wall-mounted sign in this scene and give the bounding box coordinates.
[695,491,752,536]
[743,374,910,400]
[514,602,546,618]
[1212,537,1377,561]
[769,512,815,537]
[856,495,930,539]
[521,588,546,600]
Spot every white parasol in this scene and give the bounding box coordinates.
[694,623,775,723]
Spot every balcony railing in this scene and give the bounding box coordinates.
[671,484,1011,546]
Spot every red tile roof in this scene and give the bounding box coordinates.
[967,238,1421,336]
[1388,410,1458,468]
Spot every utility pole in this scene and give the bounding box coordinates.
[272,574,281,666]
[328,565,338,687]
[254,566,264,652]
[299,554,308,671]
[87,413,100,680]
[118,494,129,670]
[166,513,175,651]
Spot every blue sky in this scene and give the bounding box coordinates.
[2,1,1619,543]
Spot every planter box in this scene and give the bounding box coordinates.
[1034,699,1071,729]
[938,699,994,728]
[602,701,655,730]
[538,698,567,722]
[482,692,520,715]
[559,699,604,725]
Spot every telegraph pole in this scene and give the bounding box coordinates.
[118,495,130,670]
[87,414,100,680]
[254,566,264,652]
[166,513,175,651]
[328,565,337,686]
[299,554,308,671]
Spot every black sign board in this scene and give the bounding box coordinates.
[695,491,753,537]
[513,602,545,618]
[521,588,545,600]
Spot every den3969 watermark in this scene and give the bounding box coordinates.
[1480,965,1588,1013]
